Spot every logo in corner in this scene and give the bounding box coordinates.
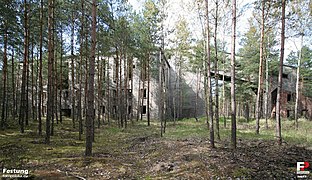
[297,162,310,177]
[2,168,29,178]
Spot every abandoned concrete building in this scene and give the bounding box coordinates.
[57,50,206,121]
[269,65,312,119]
[18,54,311,121]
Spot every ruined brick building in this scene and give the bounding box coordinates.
[270,65,312,119]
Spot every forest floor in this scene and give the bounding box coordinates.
[0,117,312,179]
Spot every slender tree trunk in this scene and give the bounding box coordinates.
[26,37,29,126]
[97,55,102,128]
[204,58,209,129]
[31,38,35,121]
[173,81,176,122]
[159,50,164,137]
[119,51,123,127]
[256,0,265,134]
[124,50,128,129]
[237,102,240,118]
[20,0,29,133]
[51,5,56,136]
[84,27,89,120]
[107,58,110,123]
[129,58,133,123]
[78,0,84,141]
[136,72,141,121]
[175,57,180,121]
[173,72,178,123]
[84,61,88,120]
[295,35,303,130]
[276,0,285,146]
[102,58,106,124]
[1,28,8,129]
[231,0,237,149]
[16,58,21,120]
[265,37,270,129]
[223,53,226,128]
[46,0,54,144]
[214,0,220,140]
[70,10,76,129]
[78,48,82,139]
[35,50,39,122]
[178,60,182,119]
[26,17,31,126]
[244,102,250,121]
[12,46,16,124]
[25,14,31,127]
[85,0,97,156]
[59,28,63,124]
[205,0,214,148]
[117,51,123,128]
[54,34,58,127]
[115,50,120,126]
[194,70,199,122]
[147,53,151,126]
[140,63,146,121]
[163,66,168,133]
[38,0,43,135]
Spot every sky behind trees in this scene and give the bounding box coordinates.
[128,0,310,58]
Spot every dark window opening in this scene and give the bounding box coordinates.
[133,64,135,69]
[128,106,132,114]
[141,105,147,114]
[287,110,290,118]
[61,109,71,117]
[271,88,277,106]
[141,89,147,99]
[282,73,288,79]
[128,67,133,80]
[287,94,291,102]
[101,106,105,114]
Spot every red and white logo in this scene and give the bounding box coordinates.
[297,162,310,175]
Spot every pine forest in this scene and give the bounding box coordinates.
[0,0,312,179]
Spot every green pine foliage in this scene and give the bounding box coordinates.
[287,46,312,97]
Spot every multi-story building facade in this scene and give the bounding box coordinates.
[60,50,208,122]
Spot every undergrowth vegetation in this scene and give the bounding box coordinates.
[0,117,311,179]
[164,117,312,147]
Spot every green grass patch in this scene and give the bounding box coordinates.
[160,116,312,148]
[0,116,311,178]
[163,118,209,139]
